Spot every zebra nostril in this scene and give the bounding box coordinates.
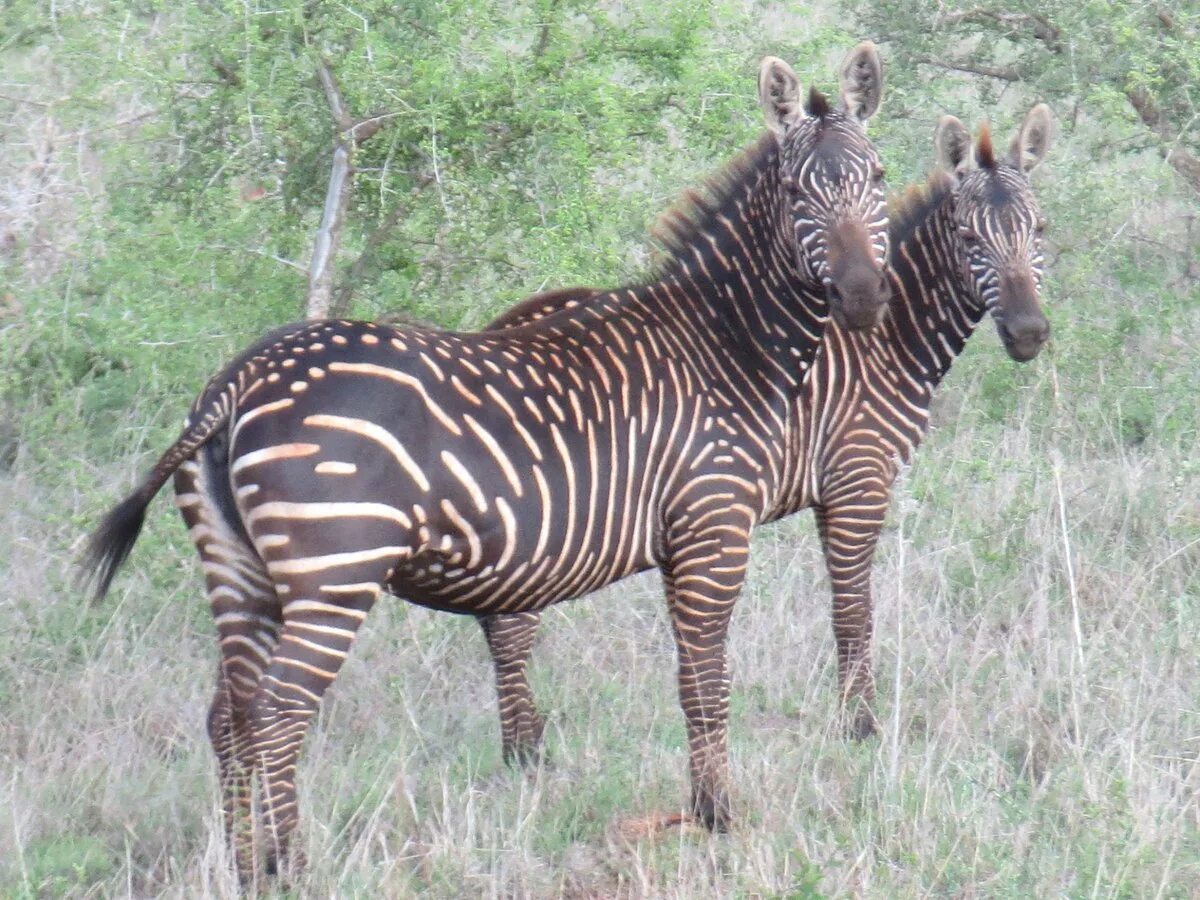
[1014,317,1049,347]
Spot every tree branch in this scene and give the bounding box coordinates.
[940,9,1062,52]
[331,174,434,316]
[915,56,1020,82]
[306,59,391,318]
[307,60,354,319]
[307,142,352,319]
[1126,86,1200,195]
[316,59,351,132]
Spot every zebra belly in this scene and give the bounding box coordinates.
[386,550,659,615]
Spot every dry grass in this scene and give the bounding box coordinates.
[3,388,1199,896]
[3,4,1199,897]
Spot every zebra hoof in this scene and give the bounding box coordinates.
[502,739,546,769]
[691,789,733,833]
[258,843,306,887]
[845,705,880,741]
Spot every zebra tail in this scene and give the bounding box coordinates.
[81,405,231,600]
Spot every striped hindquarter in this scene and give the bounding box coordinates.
[83,45,892,882]
[480,106,1055,747]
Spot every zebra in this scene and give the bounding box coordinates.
[82,43,890,881]
[478,104,1054,746]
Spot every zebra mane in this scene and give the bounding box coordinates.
[648,132,778,279]
[805,86,831,118]
[976,124,996,169]
[887,170,955,250]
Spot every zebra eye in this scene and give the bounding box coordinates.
[959,226,980,244]
[872,166,886,183]
[1035,218,1046,234]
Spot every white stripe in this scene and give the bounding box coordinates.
[304,414,430,492]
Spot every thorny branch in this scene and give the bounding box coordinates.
[332,173,434,314]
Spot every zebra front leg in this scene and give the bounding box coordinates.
[478,612,545,766]
[243,578,380,880]
[663,506,753,831]
[815,502,885,740]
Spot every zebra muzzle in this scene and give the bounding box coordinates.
[827,272,891,330]
[997,315,1050,362]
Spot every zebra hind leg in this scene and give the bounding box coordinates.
[207,674,260,882]
[479,612,545,766]
[208,602,282,882]
[177,459,284,883]
[243,573,383,880]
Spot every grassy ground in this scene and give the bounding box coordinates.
[4,391,1199,897]
[2,3,1199,897]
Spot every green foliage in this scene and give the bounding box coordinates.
[850,1,1200,194]
[11,833,114,898]
[1,0,858,465]
[2,0,1199,895]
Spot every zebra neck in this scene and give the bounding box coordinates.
[882,199,986,391]
[639,139,826,397]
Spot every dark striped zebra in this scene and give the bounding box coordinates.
[82,44,890,881]
[480,105,1054,746]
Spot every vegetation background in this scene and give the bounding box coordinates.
[1,1,1197,896]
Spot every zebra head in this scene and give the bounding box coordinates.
[759,42,891,330]
[935,105,1054,362]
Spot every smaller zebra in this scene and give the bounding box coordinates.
[479,104,1054,749]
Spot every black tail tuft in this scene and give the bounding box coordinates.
[79,487,152,600]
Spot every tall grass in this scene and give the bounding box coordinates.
[2,2,1198,896]
[4,398,1198,896]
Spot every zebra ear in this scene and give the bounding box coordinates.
[758,56,803,136]
[934,115,972,174]
[1009,103,1053,173]
[837,41,883,124]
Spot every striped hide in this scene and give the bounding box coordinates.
[81,44,891,882]
[479,105,1054,747]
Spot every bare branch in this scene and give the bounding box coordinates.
[316,59,351,132]
[307,143,352,319]
[0,92,54,108]
[307,59,353,319]
[915,56,1020,82]
[940,9,1062,51]
[305,59,393,318]
[210,245,306,274]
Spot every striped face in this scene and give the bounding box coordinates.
[953,163,1049,361]
[935,108,1054,362]
[758,44,891,330]
[779,107,891,330]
